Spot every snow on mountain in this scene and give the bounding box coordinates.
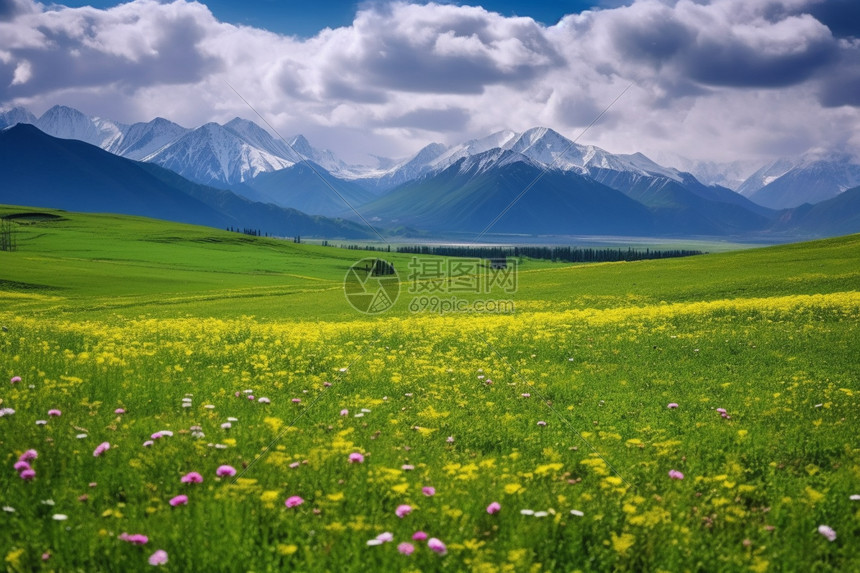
[35,105,126,149]
[454,147,543,176]
[143,122,296,187]
[108,117,190,160]
[353,126,691,192]
[503,127,685,182]
[286,134,354,176]
[352,142,450,191]
[17,104,859,213]
[737,158,798,197]
[662,156,762,191]
[431,129,519,170]
[8,105,365,187]
[742,156,860,209]
[0,106,37,128]
[224,118,298,162]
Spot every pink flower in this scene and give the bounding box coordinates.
[446,436,454,443]
[48,409,61,417]
[148,549,168,566]
[818,525,836,541]
[323,382,332,387]
[41,553,50,561]
[397,542,415,555]
[412,531,428,541]
[667,403,679,409]
[119,532,149,545]
[292,398,301,403]
[285,495,304,508]
[143,440,154,447]
[19,469,36,480]
[247,395,255,401]
[169,495,188,507]
[375,531,394,543]
[181,472,203,484]
[716,408,727,414]
[114,408,126,414]
[521,393,531,398]
[19,449,37,462]
[487,501,501,514]
[10,376,21,384]
[93,442,110,457]
[537,420,547,426]
[395,504,412,518]
[427,537,447,555]
[13,461,31,473]
[215,465,236,477]
[348,452,364,464]
[340,409,349,416]
[668,469,684,480]
[422,486,435,497]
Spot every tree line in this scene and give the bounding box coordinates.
[394,244,705,262]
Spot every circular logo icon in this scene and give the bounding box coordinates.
[344,258,400,314]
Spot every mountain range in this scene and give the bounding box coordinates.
[2,104,860,239]
[0,124,372,239]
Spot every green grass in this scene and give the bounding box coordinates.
[1,206,859,571]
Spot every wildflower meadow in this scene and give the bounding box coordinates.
[1,209,859,571]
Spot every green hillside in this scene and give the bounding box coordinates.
[1,204,858,320]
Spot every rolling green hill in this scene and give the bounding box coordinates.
[1,204,857,320]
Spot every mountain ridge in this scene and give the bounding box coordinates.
[4,105,860,238]
[0,124,372,239]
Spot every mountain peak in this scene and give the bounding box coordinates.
[0,106,37,128]
[288,134,312,154]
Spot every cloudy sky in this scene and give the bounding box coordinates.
[1,0,859,167]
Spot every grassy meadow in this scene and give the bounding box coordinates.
[1,205,859,571]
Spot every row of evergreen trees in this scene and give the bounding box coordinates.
[395,244,705,262]
[225,227,303,243]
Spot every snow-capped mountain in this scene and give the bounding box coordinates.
[738,155,860,209]
[737,158,799,197]
[222,118,299,163]
[663,156,762,191]
[6,105,357,189]
[35,105,126,149]
[353,142,450,192]
[143,122,297,187]
[0,106,37,128]
[284,134,362,177]
[7,104,860,237]
[107,117,189,160]
[356,126,688,192]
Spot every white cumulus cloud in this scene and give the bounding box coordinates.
[0,0,857,164]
